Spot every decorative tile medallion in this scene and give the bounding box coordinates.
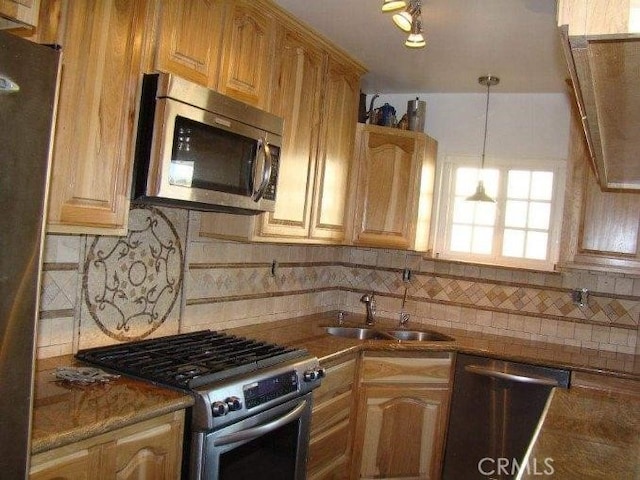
[83,206,184,341]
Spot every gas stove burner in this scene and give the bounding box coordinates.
[75,330,309,389]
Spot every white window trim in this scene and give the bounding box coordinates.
[433,154,566,271]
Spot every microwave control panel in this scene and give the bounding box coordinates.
[263,148,280,201]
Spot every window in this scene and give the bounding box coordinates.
[435,156,565,270]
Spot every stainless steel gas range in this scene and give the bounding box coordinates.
[76,330,325,480]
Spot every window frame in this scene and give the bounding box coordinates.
[433,155,566,271]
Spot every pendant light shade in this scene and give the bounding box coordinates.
[405,17,426,47]
[381,0,407,12]
[466,75,500,203]
[392,10,413,31]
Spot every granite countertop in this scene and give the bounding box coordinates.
[519,381,640,480]
[33,309,639,456]
[227,311,640,380]
[31,356,194,454]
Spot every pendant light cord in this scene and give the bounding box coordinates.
[481,80,491,170]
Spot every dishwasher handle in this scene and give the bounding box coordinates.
[464,364,560,387]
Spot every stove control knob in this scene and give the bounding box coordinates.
[225,396,242,411]
[303,368,325,382]
[212,401,229,417]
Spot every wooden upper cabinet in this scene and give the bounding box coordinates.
[0,0,40,28]
[46,0,149,235]
[348,124,437,250]
[311,57,360,242]
[559,100,640,273]
[154,0,225,88]
[557,0,639,36]
[216,0,276,109]
[257,27,325,238]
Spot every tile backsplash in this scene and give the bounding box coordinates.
[37,208,640,359]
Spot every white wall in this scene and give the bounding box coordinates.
[367,92,571,162]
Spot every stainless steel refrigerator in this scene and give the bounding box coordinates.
[0,30,60,479]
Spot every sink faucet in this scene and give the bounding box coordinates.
[360,293,376,326]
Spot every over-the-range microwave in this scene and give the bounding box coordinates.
[132,73,283,214]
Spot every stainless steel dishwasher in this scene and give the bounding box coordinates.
[442,353,570,479]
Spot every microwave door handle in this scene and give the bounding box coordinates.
[252,138,272,201]
[213,400,308,447]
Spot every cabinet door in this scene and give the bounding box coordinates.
[560,102,640,272]
[154,0,225,87]
[0,0,39,27]
[580,166,640,256]
[311,58,360,241]
[30,446,102,480]
[46,0,148,235]
[356,386,449,480]
[351,124,425,249]
[30,411,185,480]
[256,28,325,239]
[110,412,184,480]
[217,0,275,109]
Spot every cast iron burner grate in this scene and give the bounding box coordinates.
[75,330,308,389]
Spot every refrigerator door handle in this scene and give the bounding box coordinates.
[464,364,560,387]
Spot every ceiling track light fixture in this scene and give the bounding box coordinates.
[381,0,426,49]
[466,75,500,203]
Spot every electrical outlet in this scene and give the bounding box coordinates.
[571,288,589,307]
[402,268,411,282]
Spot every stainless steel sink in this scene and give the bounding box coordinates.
[323,326,453,342]
[324,326,392,340]
[387,329,454,342]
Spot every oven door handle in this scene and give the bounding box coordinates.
[213,400,307,447]
[252,138,272,202]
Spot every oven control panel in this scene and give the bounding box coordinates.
[243,370,299,409]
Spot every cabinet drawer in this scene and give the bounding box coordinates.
[311,390,352,436]
[314,357,356,404]
[361,353,452,384]
[308,453,349,480]
[307,420,350,475]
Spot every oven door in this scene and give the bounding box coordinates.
[146,96,279,213]
[193,393,313,480]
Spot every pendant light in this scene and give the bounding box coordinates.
[466,75,499,202]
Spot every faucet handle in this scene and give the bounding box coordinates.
[337,311,348,325]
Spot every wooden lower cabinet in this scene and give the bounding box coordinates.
[308,353,359,480]
[30,411,185,480]
[351,353,452,480]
